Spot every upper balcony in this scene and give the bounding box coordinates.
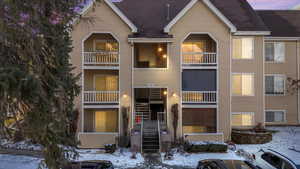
[83,33,119,69]
[182,34,217,68]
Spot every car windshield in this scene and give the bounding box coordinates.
[222,160,253,169]
[200,161,223,169]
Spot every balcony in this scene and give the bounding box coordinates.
[83,33,119,69]
[182,91,217,104]
[84,91,119,104]
[182,34,217,68]
[84,51,119,65]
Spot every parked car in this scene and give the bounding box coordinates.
[197,159,261,169]
[254,149,300,169]
[62,160,114,169]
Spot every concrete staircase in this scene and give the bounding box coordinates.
[142,121,160,154]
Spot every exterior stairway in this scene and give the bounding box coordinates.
[142,121,160,154]
[135,102,150,121]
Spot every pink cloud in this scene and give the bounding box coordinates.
[247,0,300,9]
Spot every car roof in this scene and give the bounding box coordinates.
[265,149,300,167]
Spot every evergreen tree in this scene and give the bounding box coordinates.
[0,0,92,168]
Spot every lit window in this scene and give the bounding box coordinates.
[265,75,285,95]
[233,37,254,59]
[94,75,118,91]
[265,42,285,62]
[231,112,255,127]
[265,110,285,123]
[94,110,118,132]
[232,73,254,96]
[94,40,118,52]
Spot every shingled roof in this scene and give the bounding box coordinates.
[113,0,269,38]
[256,10,300,37]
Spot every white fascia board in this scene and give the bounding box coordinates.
[234,31,271,36]
[164,0,237,33]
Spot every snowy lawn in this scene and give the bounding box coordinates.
[237,126,300,154]
[0,154,42,169]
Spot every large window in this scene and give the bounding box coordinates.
[265,110,285,123]
[233,37,254,59]
[265,75,285,95]
[134,43,167,68]
[265,42,285,63]
[231,112,255,127]
[94,75,118,91]
[182,108,216,133]
[232,73,254,96]
[94,40,118,52]
[84,109,118,133]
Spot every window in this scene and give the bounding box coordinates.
[94,110,118,132]
[182,108,216,133]
[233,37,254,59]
[232,73,254,96]
[261,153,294,169]
[134,43,167,68]
[265,110,285,123]
[94,75,118,91]
[94,40,118,52]
[265,42,285,62]
[231,112,255,127]
[265,75,285,95]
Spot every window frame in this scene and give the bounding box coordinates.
[265,42,285,63]
[232,37,255,60]
[232,73,255,96]
[231,112,255,127]
[265,110,286,123]
[93,110,119,133]
[265,74,286,96]
[133,43,169,70]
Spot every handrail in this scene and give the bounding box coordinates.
[182,91,217,103]
[84,91,119,103]
[157,119,161,153]
[140,117,143,153]
[182,52,217,65]
[84,51,119,64]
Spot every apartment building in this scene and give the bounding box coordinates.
[70,0,300,148]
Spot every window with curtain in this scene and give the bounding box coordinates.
[232,73,254,96]
[182,108,216,133]
[265,110,285,123]
[94,75,118,91]
[182,41,207,63]
[233,37,254,59]
[94,110,118,132]
[265,42,285,62]
[231,112,255,127]
[94,40,118,52]
[265,75,285,95]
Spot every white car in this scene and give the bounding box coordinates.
[254,149,300,169]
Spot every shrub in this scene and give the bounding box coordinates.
[184,141,228,153]
[104,144,116,154]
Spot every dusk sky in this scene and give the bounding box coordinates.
[247,0,300,9]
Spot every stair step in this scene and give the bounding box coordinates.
[143,149,159,153]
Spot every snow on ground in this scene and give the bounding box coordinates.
[78,149,144,168]
[0,154,42,169]
[0,139,42,151]
[162,150,245,168]
[237,126,300,154]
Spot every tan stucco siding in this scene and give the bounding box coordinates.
[71,1,132,139]
[169,1,231,141]
[231,36,265,126]
[265,40,299,125]
[78,133,117,148]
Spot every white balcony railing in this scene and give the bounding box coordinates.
[182,91,217,103]
[84,91,119,103]
[182,52,217,65]
[84,52,119,65]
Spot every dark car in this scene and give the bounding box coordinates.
[197,160,262,169]
[63,160,114,169]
